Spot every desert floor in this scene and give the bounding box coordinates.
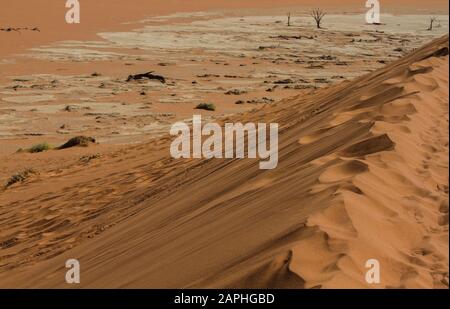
[0,1,448,288]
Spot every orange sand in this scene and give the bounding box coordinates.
[0,35,447,288]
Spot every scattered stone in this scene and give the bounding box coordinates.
[258,45,277,50]
[266,85,279,92]
[197,74,220,78]
[318,55,337,61]
[10,85,25,91]
[246,97,274,104]
[63,105,91,112]
[85,112,120,117]
[269,35,302,40]
[225,89,247,95]
[58,136,96,149]
[283,84,316,90]
[80,153,102,163]
[195,103,216,111]
[1,27,40,33]
[274,79,294,85]
[306,64,325,69]
[5,168,38,188]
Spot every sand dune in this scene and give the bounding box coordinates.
[0,35,447,288]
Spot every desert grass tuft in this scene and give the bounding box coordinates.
[195,103,216,111]
[29,142,52,153]
[5,168,38,188]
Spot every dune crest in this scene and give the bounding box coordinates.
[289,38,449,288]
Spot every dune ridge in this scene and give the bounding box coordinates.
[0,35,448,288]
[195,35,449,289]
[290,42,449,288]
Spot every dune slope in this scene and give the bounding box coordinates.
[0,35,448,288]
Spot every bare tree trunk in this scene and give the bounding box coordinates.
[310,9,326,29]
[428,17,437,31]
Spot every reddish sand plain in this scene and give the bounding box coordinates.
[1,0,448,56]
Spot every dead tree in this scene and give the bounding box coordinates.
[310,9,326,29]
[427,17,437,31]
[126,71,166,83]
[287,12,291,26]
